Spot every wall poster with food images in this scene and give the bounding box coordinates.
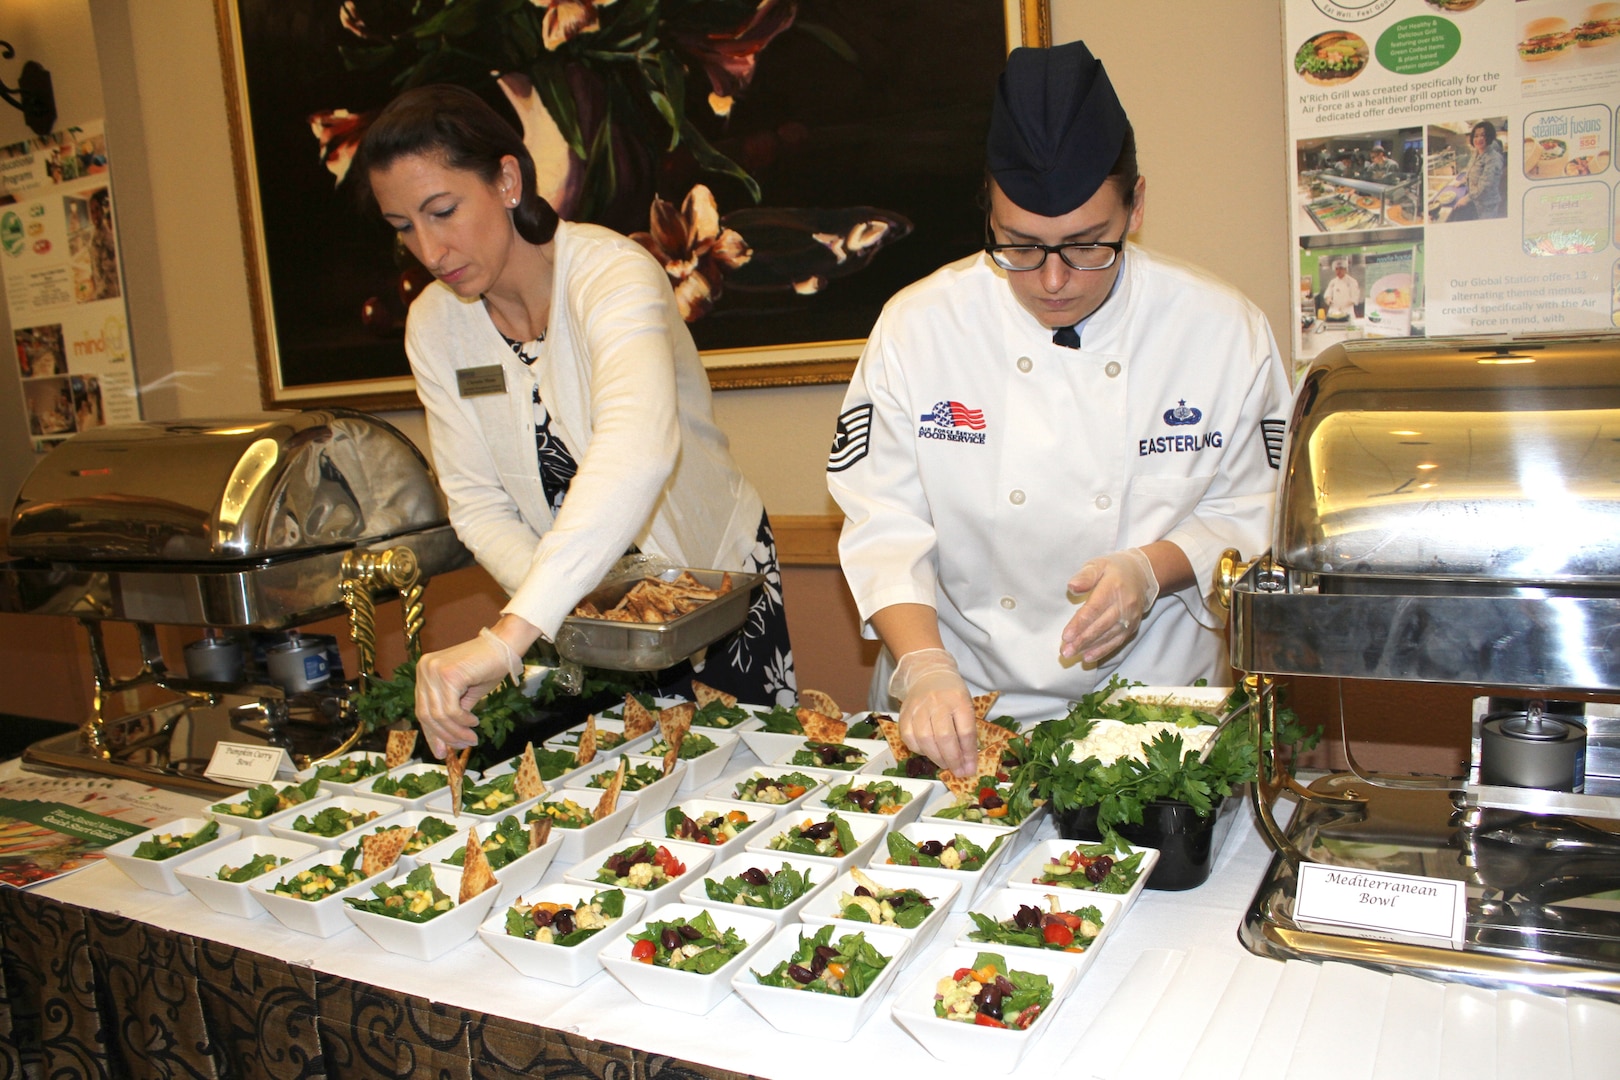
[0,119,139,451]
[1284,0,1620,379]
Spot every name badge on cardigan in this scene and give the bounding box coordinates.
[456,365,507,397]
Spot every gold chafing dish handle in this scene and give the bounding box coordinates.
[317,545,426,763]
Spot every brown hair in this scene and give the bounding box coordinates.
[356,84,558,245]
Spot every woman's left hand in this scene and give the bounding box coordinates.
[414,635,513,758]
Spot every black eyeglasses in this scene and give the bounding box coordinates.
[984,219,1125,272]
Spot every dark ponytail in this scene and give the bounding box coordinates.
[356,83,559,245]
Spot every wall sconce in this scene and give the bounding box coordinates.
[0,41,55,137]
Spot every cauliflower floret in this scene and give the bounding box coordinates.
[840,892,883,922]
[575,903,608,930]
[626,861,658,888]
[939,845,963,870]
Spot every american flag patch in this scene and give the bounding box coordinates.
[1262,419,1286,469]
[921,400,986,430]
[828,403,873,472]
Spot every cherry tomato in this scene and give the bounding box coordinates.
[1043,921,1075,947]
[631,939,656,963]
[953,967,976,981]
[653,846,686,876]
[978,786,998,803]
[974,1013,1007,1028]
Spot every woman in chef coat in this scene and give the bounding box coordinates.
[828,43,1291,775]
[357,85,794,758]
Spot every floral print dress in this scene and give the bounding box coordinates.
[507,333,796,707]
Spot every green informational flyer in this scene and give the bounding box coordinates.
[0,775,203,888]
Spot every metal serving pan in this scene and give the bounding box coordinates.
[553,567,763,671]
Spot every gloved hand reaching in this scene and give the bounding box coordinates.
[1060,547,1160,663]
[889,647,977,776]
[413,627,522,759]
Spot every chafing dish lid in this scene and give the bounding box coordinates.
[9,410,448,562]
[1275,334,1620,582]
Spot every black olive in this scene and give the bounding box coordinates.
[851,789,876,812]
[814,945,840,962]
[660,927,682,950]
[995,975,1015,996]
[531,908,554,928]
[551,909,575,935]
[907,756,939,778]
[810,952,828,975]
[630,846,652,864]
[981,792,1004,810]
[678,923,704,940]
[1085,854,1114,883]
[741,867,770,886]
[974,984,1004,1019]
[918,839,944,858]
[787,964,816,985]
[803,821,835,840]
[815,745,840,764]
[853,885,872,898]
[1013,904,1042,930]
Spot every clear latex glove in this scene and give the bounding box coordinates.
[889,647,977,776]
[414,629,512,759]
[1060,547,1160,663]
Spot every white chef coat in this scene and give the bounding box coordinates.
[1322,272,1361,315]
[828,244,1291,724]
[407,221,763,638]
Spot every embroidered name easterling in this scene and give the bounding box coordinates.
[1140,399,1220,456]
[918,400,987,444]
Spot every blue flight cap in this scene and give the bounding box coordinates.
[987,42,1128,217]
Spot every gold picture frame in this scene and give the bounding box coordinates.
[215,0,1051,408]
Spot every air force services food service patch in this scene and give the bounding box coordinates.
[828,403,873,472]
[917,400,987,444]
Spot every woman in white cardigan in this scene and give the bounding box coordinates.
[360,85,794,758]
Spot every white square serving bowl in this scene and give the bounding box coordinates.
[632,796,775,849]
[688,701,766,736]
[545,715,646,756]
[802,773,936,830]
[204,778,325,837]
[562,836,715,914]
[742,809,888,876]
[596,901,775,1015]
[730,923,913,1041]
[482,744,592,789]
[956,887,1124,978]
[421,775,540,823]
[761,736,889,774]
[918,790,1049,845]
[677,850,831,931]
[363,808,462,872]
[868,820,1015,911]
[523,788,639,865]
[267,795,402,851]
[356,763,453,811]
[702,765,842,815]
[344,864,503,961]
[175,835,320,918]
[103,817,242,895]
[889,945,1079,1072]
[798,866,960,956]
[734,709,866,763]
[296,751,394,796]
[249,847,396,937]
[576,755,686,824]
[1003,838,1159,918]
[415,817,564,907]
[477,881,648,985]
[627,729,741,793]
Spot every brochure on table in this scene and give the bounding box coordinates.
[0,772,205,889]
[1284,0,1620,379]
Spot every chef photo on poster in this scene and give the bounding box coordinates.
[1297,229,1425,366]
[1523,103,1612,178]
[1427,118,1510,222]
[1296,127,1423,233]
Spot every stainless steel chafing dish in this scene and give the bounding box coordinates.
[1,410,472,792]
[1221,333,1620,1000]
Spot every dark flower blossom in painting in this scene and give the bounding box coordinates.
[533,0,618,52]
[631,185,752,321]
[671,0,797,117]
[308,108,371,186]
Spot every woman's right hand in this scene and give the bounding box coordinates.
[890,648,977,776]
[414,630,518,759]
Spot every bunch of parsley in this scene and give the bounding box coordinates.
[1011,678,1318,838]
[348,658,536,749]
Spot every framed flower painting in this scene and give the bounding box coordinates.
[215,0,1051,406]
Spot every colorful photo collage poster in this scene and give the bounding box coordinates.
[1285,0,1619,378]
[0,120,138,451]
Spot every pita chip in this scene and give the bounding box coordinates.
[514,742,546,801]
[799,689,842,720]
[719,572,734,594]
[458,827,499,903]
[622,694,657,739]
[798,708,848,744]
[446,747,470,818]
[976,742,1005,783]
[528,817,553,851]
[662,744,680,776]
[691,680,737,709]
[361,827,409,877]
[875,715,911,761]
[576,716,599,766]
[659,702,695,750]
[594,759,627,819]
[975,719,1015,754]
[939,768,977,800]
[971,692,1002,723]
[385,729,418,769]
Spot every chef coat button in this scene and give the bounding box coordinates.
[1000,596,1016,610]
[1009,489,1026,506]
[1105,361,1122,378]
[1017,356,1033,373]
[1095,494,1112,510]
